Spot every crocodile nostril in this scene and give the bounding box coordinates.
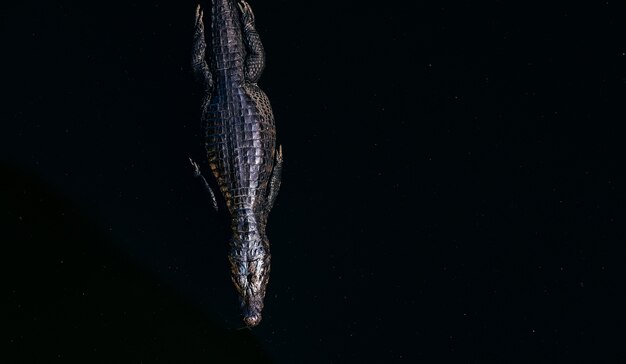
[244,313,261,327]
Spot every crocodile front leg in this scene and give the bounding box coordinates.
[266,145,283,211]
[189,158,218,211]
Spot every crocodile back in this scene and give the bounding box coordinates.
[204,0,276,216]
[205,84,275,216]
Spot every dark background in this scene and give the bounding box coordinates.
[2,0,625,362]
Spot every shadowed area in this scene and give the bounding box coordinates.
[2,162,272,363]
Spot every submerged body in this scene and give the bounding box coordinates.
[192,0,282,327]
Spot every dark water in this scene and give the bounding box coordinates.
[2,0,625,362]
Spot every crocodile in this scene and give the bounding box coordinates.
[190,0,282,327]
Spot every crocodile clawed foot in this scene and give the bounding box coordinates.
[276,145,283,162]
[195,4,203,25]
[238,1,255,29]
[189,157,201,177]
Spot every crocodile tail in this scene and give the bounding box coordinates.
[210,0,246,74]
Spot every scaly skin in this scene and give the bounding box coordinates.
[191,0,282,328]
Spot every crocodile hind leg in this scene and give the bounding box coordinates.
[189,158,218,211]
[265,146,283,211]
[192,4,213,98]
[238,1,265,83]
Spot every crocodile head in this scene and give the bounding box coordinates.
[228,235,271,327]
